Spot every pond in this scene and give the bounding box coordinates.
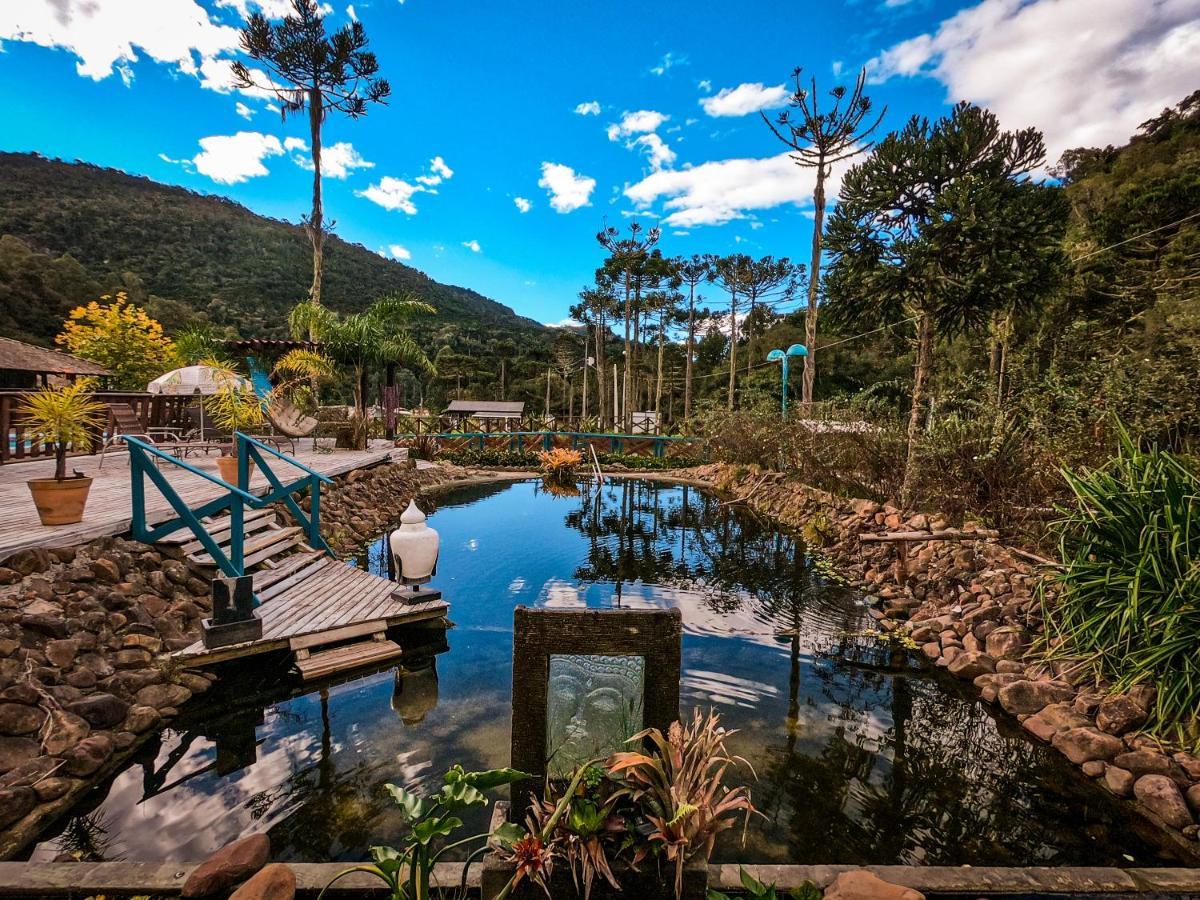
[31,478,1172,866]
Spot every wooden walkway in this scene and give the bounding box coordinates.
[0,440,401,559]
[172,556,448,667]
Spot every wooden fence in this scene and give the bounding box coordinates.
[405,431,704,459]
[1,391,193,465]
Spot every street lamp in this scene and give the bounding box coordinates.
[766,343,808,419]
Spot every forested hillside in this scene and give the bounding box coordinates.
[0,152,542,345]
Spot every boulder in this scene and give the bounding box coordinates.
[0,736,40,774]
[1112,750,1188,786]
[1133,775,1194,829]
[229,864,296,900]
[123,705,161,734]
[1104,766,1135,797]
[0,786,36,829]
[1022,703,1090,742]
[19,614,68,639]
[91,558,122,584]
[1174,753,1200,782]
[182,833,271,898]
[984,626,1029,661]
[947,650,995,680]
[1186,784,1200,814]
[824,871,924,900]
[66,694,130,729]
[0,702,43,736]
[998,679,1075,716]
[135,682,192,710]
[1096,694,1149,736]
[62,734,114,777]
[41,710,90,756]
[43,639,79,669]
[1051,727,1125,765]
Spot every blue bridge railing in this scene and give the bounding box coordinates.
[124,432,334,581]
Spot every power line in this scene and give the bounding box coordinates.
[1071,210,1200,262]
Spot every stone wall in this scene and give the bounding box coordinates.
[680,463,1200,858]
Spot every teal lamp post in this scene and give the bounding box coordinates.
[766,343,808,418]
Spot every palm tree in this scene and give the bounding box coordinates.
[283,295,435,448]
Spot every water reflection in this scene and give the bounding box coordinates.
[31,479,1173,865]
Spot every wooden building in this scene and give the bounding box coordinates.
[0,336,110,389]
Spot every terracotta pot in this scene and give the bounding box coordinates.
[27,476,93,526]
[216,456,254,485]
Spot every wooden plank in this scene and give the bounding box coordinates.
[289,618,387,651]
[188,526,301,567]
[176,508,278,552]
[295,639,404,680]
[254,550,326,592]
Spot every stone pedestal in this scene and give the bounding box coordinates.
[390,586,443,605]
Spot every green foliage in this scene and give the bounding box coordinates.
[434,446,698,471]
[19,380,105,480]
[707,867,821,900]
[1044,426,1200,748]
[201,361,266,435]
[319,765,527,900]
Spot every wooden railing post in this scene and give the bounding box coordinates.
[308,474,321,547]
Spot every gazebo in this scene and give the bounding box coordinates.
[0,336,110,389]
[442,400,525,432]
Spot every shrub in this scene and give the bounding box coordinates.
[1044,426,1200,747]
[537,447,583,482]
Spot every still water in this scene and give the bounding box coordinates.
[32,479,1170,865]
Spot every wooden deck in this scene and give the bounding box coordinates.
[172,557,448,667]
[0,439,402,559]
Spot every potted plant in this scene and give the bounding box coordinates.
[20,380,105,525]
[202,362,265,484]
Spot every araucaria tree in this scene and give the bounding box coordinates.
[673,255,713,421]
[764,66,884,406]
[598,222,661,430]
[824,102,1068,503]
[233,0,389,304]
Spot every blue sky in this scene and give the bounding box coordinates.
[1,0,1196,325]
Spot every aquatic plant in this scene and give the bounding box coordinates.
[707,867,821,900]
[607,708,756,898]
[318,764,528,900]
[1044,424,1200,747]
[537,447,584,482]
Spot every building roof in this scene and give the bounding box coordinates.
[444,400,525,417]
[0,336,111,377]
[224,339,321,353]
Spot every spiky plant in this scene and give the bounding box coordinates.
[1045,423,1200,747]
[20,380,105,480]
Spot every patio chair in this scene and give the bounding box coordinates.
[97,403,187,469]
[182,405,297,458]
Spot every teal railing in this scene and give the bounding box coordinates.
[403,431,704,459]
[124,432,334,582]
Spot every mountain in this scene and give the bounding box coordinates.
[0,152,543,345]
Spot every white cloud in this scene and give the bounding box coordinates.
[869,0,1200,162]
[235,101,255,120]
[357,176,424,213]
[286,139,374,178]
[388,243,411,260]
[650,51,686,76]
[607,109,668,141]
[574,100,601,116]
[625,151,851,227]
[346,4,357,20]
[698,79,712,93]
[0,0,240,84]
[415,155,454,186]
[538,162,596,213]
[462,239,482,253]
[179,131,285,184]
[513,196,532,213]
[631,133,676,171]
[700,82,790,117]
[545,317,581,328]
[214,0,299,16]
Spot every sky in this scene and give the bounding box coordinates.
[1,0,1198,327]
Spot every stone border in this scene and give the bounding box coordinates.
[0,862,1198,897]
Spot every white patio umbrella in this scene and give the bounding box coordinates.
[147,365,251,439]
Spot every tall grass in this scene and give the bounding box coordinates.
[1045,426,1200,747]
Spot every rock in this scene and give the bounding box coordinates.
[0,568,19,585]
[1186,784,1200,814]
[34,776,74,802]
[1082,760,1106,777]
[20,614,68,639]
[135,682,192,710]
[1022,704,1089,742]
[112,648,153,670]
[947,650,995,680]
[42,639,79,670]
[1173,753,1200,781]
[41,710,90,756]
[1096,694,1149,736]
[91,558,122,584]
[0,786,36,829]
[123,705,161,734]
[121,632,163,653]
[66,694,130,729]
[998,679,1075,716]
[0,736,40,774]
[0,703,43,736]
[229,864,296,900]
[824,870,924,900]
[1133,775,1194,829]
[182,834,271,898]
[1,683,40,706]
[1104,766,1135,797]
[1111,750,1188,785]
[1051,727,1125,765]
[984,626,1029,661]
[62,734,114,777]
[5,548,51,576]
[174,672,211,694]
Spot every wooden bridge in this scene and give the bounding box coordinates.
[119,434,447,679]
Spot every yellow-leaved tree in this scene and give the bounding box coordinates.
[57,293,176,391]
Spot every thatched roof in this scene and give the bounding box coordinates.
[0,337,110,376]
